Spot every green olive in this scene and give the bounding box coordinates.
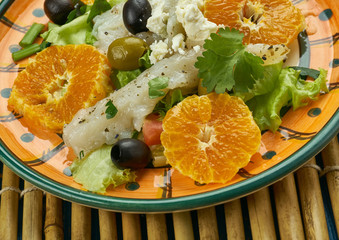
[107,37,148,71]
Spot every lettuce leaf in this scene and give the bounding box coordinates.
[234,62,283,102]
[112,69,142,89]
[247,68,328,132]
[70,145,136,193]
[41,13,93,45]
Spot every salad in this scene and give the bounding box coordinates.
[7,0,328,193]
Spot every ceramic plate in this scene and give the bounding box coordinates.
[0,0,338,212]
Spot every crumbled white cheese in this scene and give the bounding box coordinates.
[171,33,186,54]
[149,40,169,64]
[147,0,169,38]
[193,45,201,53]
[176,0,218,42]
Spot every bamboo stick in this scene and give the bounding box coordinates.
[146,214,168,240]
[247,187,277,240]
[98,210,118,240]
[321,137,339,232]
[22,181,43,240]
[296,158,329,240]
[224,199,245,239]
[0,165,20,240]
[44,193,64,240]
[197,206,219,240]
[121,213,141,240]
[172,211,194,240]
[273,174,305,239]
[71,203,91,240]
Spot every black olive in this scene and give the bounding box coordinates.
[44,0,78,25]
[111,138,152,169]
[123,0,152,35]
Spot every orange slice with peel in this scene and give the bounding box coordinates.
[160,92,261,184]
[8,44,112,133]
[204,0,306,45]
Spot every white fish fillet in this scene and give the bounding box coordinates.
[63,50,201,157]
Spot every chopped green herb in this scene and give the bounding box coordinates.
[87,0,111,24]
[66,3,88,23]
[131,130,140,139]
[148,77,169,99]
[105,100,118,119]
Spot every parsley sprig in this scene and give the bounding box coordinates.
[195,28,264,94]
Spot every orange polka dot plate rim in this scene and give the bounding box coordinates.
[0,0,338,213]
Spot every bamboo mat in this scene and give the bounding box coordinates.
[0,137,338,240]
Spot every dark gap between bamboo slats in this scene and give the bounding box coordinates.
[0,165,20,240]
[98,209,118,240]
[296,158,329,240]
[273,173,305,239]
[146,214,167,239]
[321,137,339,232]
[247,187,277,240]
[224,199,245,239]
[121,213,142,240]
[71,203,91,240]
[172,211,194,240]
[197,206,219,240]
[44,193,64,239]
[22,181,43,240]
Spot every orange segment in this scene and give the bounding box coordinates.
[160,93,261,184]
[8,44,112,133]
[204,0,306,45]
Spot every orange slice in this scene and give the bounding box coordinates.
[160,92,261,184]
[204,0,306,45]
[8,44,112,133]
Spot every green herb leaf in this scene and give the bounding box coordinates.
[87,0,111,24]
[195,27,265,94]
[148,77,169,99]
[66,2,88,23]
[105,100,118,119]
[289,66,320,80]
[131,130,140,139]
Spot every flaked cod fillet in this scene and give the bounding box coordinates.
[63,50,201,157]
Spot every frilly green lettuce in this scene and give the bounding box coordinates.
[70,145,136,193]
[246,68,328,132]
[41,13,92,45]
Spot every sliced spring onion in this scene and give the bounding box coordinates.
[19,23,45,48]
[12,44,41,62]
